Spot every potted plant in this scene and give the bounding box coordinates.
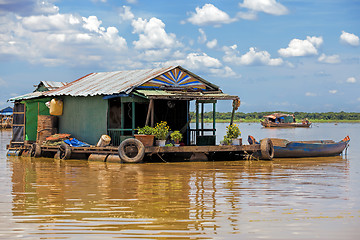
[154,121,170,146]
[224,124,241,145]
[170,130,182,146]
[135,126,155,147]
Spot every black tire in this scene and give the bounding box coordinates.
[260,138,274,160]
[58,142,72,159]
[30,143,42,158]
[118,138,145,163]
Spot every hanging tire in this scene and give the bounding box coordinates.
[260,138,274,160]
[118,138,145,163]
[30,143,42,158]
[58,142,72,159]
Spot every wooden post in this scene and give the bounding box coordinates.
[201,103,204,136]
[195,101,199,139]
[145,99,153,126]
[212,103,216,135]
[120,102,124,136]
[132,101,135,135]
[151,100,154,127]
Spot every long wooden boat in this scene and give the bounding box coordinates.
[248,136,350,158]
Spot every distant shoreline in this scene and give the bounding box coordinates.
[191,119,360,123]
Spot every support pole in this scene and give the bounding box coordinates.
[213,103,216,135]
[195,101,199,139]
[120,102,124,136]
[132,101,135,135]
[151,100,155,127]
[201,103,204,136]
[145,99,153,126]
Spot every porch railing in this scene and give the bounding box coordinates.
[107,128,134,146]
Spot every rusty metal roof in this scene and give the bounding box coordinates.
[46,66,177,97]
[45,66,220,97]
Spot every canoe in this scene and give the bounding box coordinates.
[248,136,350,158]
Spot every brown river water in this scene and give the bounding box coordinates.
[0,123,359,239]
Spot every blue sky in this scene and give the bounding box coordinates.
[0,0,359,112]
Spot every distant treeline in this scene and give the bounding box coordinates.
[190,111,360,122]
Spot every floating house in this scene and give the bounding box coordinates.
[261,113,311,128]
[0,106,13,128]
[8,66,276,162]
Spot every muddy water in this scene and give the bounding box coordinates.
[1,123,360,239]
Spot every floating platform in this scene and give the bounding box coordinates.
[7,138,274,163]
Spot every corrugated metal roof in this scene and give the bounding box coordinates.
[8,91,45,102]
[46,66,176,97]
[41,81,68,90]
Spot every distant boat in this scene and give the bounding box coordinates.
[260,113,311,128]
[248,136,350,158]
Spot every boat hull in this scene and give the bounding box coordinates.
[273,140,349,158]
[261,121,311,128]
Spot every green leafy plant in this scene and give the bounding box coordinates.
[226,124,241,139]
[137,126,155,135]
[170,130,182,143]
[154,121,170,140]
[223,124,241,145]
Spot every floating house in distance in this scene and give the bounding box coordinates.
[9,66,239,146]
[0,106,13,128]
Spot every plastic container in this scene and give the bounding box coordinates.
[97,135,111,147]
[50,99,63,116]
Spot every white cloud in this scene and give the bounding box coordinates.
[198,28,207,44]
[223,45,283,66]
[346,77,356,83]
[82,16,103,32]
[162,52,222,70]
[305,92,317,97]
[329,90,338,94]
[278,36,323,57]
[120,5,134,21]
[0,0,59,16]
[318,53,340,64]
[0,12,128,66]
[239,0,289,16]
[206,39,217,49]
[132,17,181,49]
[340,31,359,46]
[126,0,137,3]
[187,4,236,27]
[236,11,257,20]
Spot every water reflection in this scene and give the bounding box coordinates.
[7,155,351,239]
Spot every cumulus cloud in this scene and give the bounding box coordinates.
[278,36,323,57]
[206,39,217,49]
[120,5,134,21]
[0,0,59,16]
[346,77,356,83]
[305,92,317,97]
[0,12,128,66]
[187,4,236,27]
[198,28,207,44]
[239,0,289,16]
[223,45,283,66]
[340,31,359,46]
[318,53,340,64]
[329,90,338,94]
[132,17,181,49]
